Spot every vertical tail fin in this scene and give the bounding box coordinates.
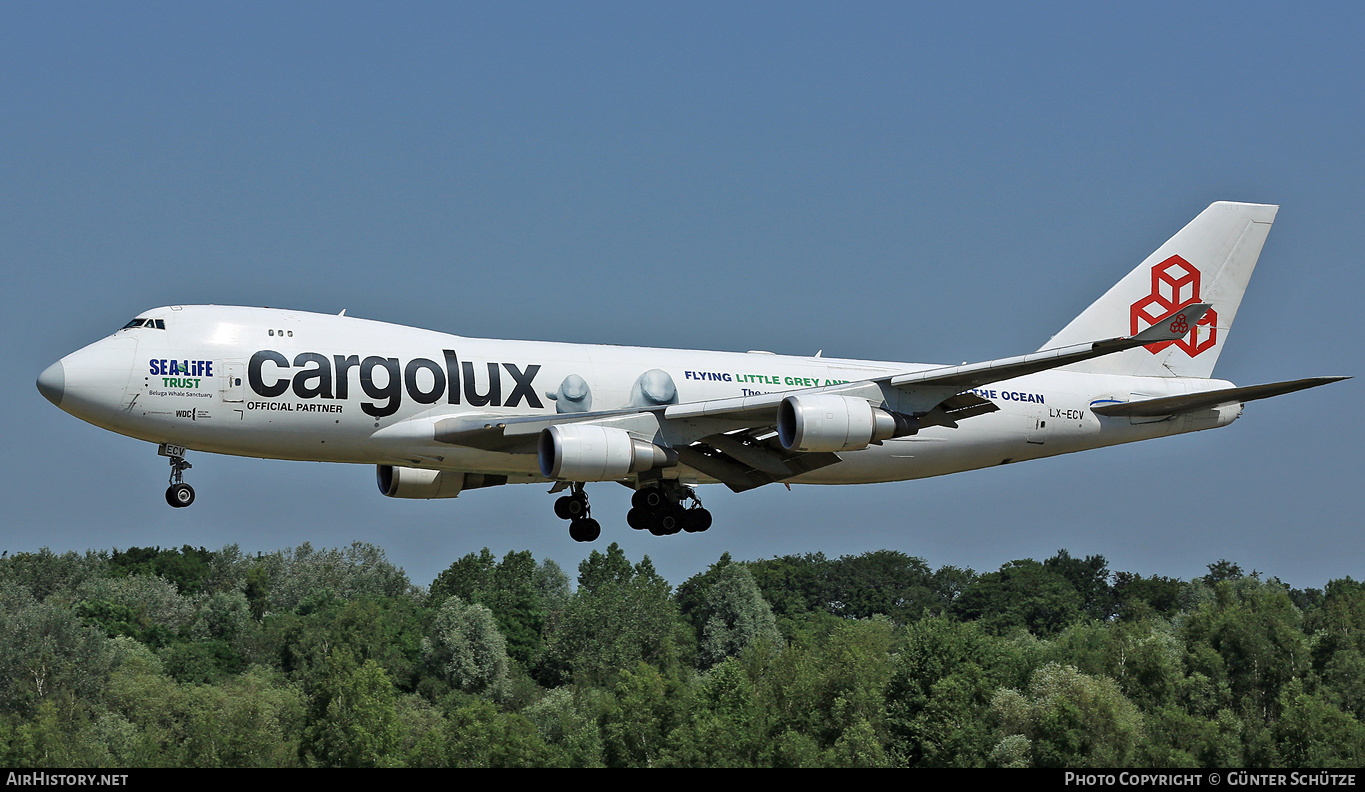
[1043,201,1278,378]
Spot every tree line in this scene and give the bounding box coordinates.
[0,540,1361,767]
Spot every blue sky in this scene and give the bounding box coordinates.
[4,2,1361,589]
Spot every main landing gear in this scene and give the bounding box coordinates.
[159,443,195,508]
[627,482,712,537]
[551,481,712,542]
[554,482,601,543]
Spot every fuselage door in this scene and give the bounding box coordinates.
[221,361,245,403]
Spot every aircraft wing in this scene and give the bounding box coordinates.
[1090,376,1350,418]
[663,301,1213,420]
[394,302,1215,490]
[879,303,1213,395]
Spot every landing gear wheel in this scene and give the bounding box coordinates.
[553,482,590,521]
[166,483,195,508]
[632,486,667,510]
[555,494,588,520]
[682,507,712,533]
[649,504,685,536]
[627,507,648,530]
[568,517,601,543]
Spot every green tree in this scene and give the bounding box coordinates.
[522,686,605,767]
[1045,550,1116,621]
[108,546,215,597]
[1113,571,1185,620]
[178,666,305,767]
[745,553,833,621]
[429,548,497,604]
[250,542,418,615]
[430,549,554,667]
[422,596,511,698]
[75,574,195,641]
[686,556,781,669]
[887,615,1013,767]
[0,582,116,716]
[930,565,977,610]
[0,549,108,603]
[304,651,404,767]
[1181,576,1308,722]
[266,594,428,691]
[537,544,687,687]
[1047,618,1185,712]
[991,663,1143,768]
[1137,706,1244,768]
[1273,678,1365,767]
[437,696,552,767]
[826,550,937,623]
[664,658,768,767]
[598,662,687,767]
[1305,578,1365,720]
[952,559,1082,636]
[759,617,894,765]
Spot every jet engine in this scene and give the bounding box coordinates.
[376,465,506,499]
[777,394,919,453]
[538,424,677,481]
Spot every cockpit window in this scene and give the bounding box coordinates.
[121,318,166,330]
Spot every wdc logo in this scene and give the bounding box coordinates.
[1129,255,1218,356]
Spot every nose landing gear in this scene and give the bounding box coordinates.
[159,443,195,508]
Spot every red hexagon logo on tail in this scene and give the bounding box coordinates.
[1129,255,1218,356]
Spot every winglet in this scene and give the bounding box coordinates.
[1102,303,1212,350]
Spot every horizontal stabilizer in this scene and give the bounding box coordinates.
[1092,376,1349,418]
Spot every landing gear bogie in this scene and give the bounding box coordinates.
[632,483,711,537]
[551,481,715,541]
[554,483,600,542]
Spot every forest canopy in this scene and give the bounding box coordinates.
[0,541,1360,768]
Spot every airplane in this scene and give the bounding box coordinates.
[36,201,1346,543]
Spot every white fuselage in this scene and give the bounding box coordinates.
[44,305,1238,488]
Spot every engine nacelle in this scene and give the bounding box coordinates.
[376,465,506,499]
[777,394,919,453]
[1181,402,1243,432]
[538,424,677,481]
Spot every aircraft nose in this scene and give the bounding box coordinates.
[37,360,65,407]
